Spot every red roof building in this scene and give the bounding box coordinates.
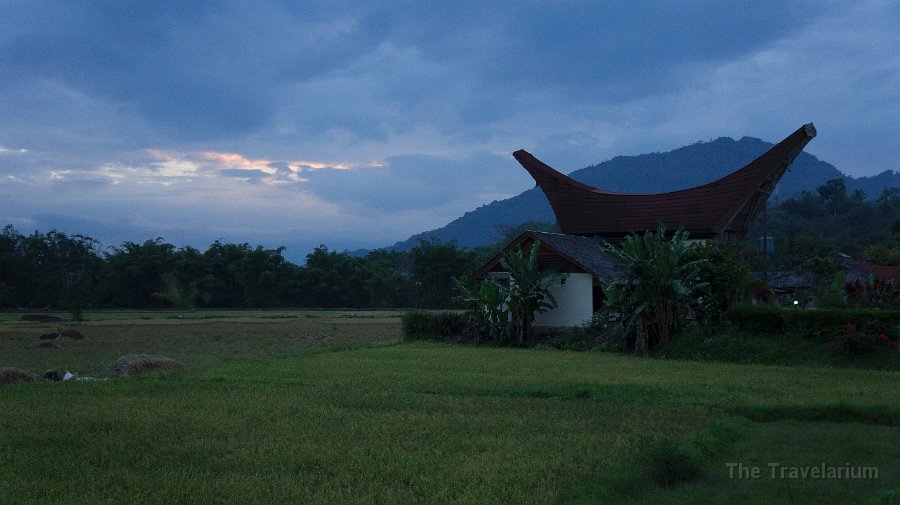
[472,125,818,326]
[514,124,817,241]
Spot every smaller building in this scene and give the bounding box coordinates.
[750,271,813,294]
[835,253,900,284]
[472,231,620,327]
[751,253,900,298]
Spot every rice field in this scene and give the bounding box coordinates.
[1,310,897,504]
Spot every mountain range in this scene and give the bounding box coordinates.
[387,135,900,251]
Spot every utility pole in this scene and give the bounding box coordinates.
[762,199,768,282]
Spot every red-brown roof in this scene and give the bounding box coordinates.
[514,124,817,241]
[856,261,900,283]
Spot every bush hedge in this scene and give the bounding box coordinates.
[724,304,784,333]
[727,305,900,338]
[401,311,471,341]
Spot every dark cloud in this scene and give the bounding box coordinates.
[3,1,337,138]
[1,1,899,258]
[0,1,820,143]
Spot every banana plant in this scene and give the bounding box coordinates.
[500,240,563,346]
[600,224,706,355]
[455,240,563,345]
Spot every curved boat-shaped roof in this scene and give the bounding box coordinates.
[514,124,816,241]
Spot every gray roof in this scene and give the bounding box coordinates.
[526,231,622,281]
[750,271,814,290]
[833,253,875,283]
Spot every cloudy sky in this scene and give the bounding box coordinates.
[2,1,898,262]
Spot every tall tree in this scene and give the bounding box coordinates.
[817,178,848,216]
[409,238,479,309]
[364,249,415,308]
[684,241,749,324]
[302,245,368,308]
[0,227,103,313]
[103,239,176,307]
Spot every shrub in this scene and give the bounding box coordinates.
[684,241,750,324]
[782,308,900,338]
[844,276,899,309]
[727,305,900,360]
[726,304,784,333]
[401,311,471,341]
[827,323,900,355]
[640,438,703,487]
[753,286,772,303]
[532,326,593,351]
[867,487,899,505]
[565,315,628,351]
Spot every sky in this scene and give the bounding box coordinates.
[2,1,899,263]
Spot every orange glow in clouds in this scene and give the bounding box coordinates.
[144,149,384,176]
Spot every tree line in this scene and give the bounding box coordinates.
[756,179,900,269]
[0,225,488,313]
[3,179,897,315]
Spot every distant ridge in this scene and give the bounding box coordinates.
[388,136,899,251]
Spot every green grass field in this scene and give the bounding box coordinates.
[1,311,898,504]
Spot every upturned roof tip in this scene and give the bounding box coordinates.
[804,123,817,138]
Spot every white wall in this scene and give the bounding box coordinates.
[534,273,594,327]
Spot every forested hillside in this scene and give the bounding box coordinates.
[392,136,899,250]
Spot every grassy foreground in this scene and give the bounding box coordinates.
[2,312,898,504]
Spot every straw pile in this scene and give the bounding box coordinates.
[0,365,34,386]
[113,354,185,378]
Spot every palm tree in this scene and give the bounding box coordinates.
[600,224,705,356]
